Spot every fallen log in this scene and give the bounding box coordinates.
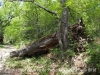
[10,18,93,58]
[10,33,58,58]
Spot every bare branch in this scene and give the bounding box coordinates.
[34,2,57,16]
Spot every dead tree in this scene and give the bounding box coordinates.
[9,0,69,59]
[9,1,93,58]
[10,17,93,58]
[10,33,58,57]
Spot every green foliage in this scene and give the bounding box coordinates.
[1,0,58,45]
[0,45,4,48]
[66,0,100,35]
[51,48,61,56]
[4,17,23,43]
[5,57,25,68]
[66,50,75,57]
[0,0,99,45]
[0,0,100,74]
[87,44,100,69]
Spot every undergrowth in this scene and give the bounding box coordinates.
[0,44,4,48]
[4,37,100,75]
[87,43,100,70]
[5,48,64,75]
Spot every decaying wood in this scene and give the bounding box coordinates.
[69,18,85,42]
[69,18,93,52]
[10,18,93,58]
[10,33,58,58]
[69,18,87,52]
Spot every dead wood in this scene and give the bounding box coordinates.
[69,18,93,52]
[10,18,93,58]
[10,33,58,58]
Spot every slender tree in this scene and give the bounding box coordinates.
[60,0,69,60]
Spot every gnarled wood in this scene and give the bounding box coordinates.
[10,18,93,58]
[10,33,58,58]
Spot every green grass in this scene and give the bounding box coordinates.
[4,40,100,75]
[4,48,70,75]
[0,45,4,48]
[86,43,100,69]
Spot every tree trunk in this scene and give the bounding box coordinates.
[59,0,69,60]
[9,1,91,58]
[10,33,58,58]
[61,8,68,50]
[10,18,91,58]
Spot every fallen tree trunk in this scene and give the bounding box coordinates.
[10,18,93,58]
[10,33,58,58]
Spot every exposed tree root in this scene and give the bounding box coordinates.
[10,18,93,58]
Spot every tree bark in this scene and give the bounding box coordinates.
[59,0,69,60]
[10,18,90,58]
[61,8,68,51]
[9,0,90,59]
[10,33,58,58]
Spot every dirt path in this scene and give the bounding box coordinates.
[0,45,16,71]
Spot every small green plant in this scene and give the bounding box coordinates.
[0,45,4,48]
[21,69,28,75]
[51,48,61,56]
[66,50,75,58]
[5,57,26,68]
[87,44,100,69]
[38,68,49,75]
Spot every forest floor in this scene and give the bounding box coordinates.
[0,45,89,75]
[1,37,99,75]
[0,45,16,68]
[0,45,18,75]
